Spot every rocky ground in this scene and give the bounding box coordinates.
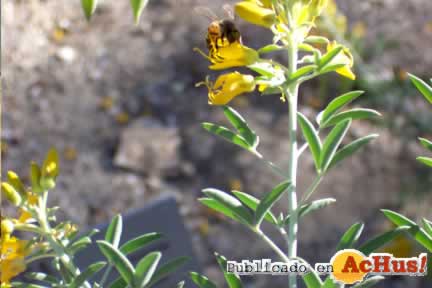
[2,0,432,287]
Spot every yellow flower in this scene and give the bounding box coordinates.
[17,192,38,223]
[291,0,328,27]
[0,237,29,284]
[326,41,355,80]
[235,1,276,28]
[198,72,256,105]
[195,42,259,70]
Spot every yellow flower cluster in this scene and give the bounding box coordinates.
[195,0,356,105]
[0,149,60,285]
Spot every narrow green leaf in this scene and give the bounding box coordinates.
[10,284,48,288]
[146,257,189,288]
[321,277,338,288]
[298,43,317,53]
[134,251,162,287]
[215,253,243,288]
[358,226,410,255]
[319,91,364,125]
[248,62,276,78]
[255,181,292,226]
[318,46,343,69]
[319,63,347,75]
[353,276,385,287]
[321,109,381,128]
[328,134,378,169]
[305,35,329,44]
[336,222,364,251]
[223,106,258,148]
[382,209,432,252]
[417,157,432,168]
[25,273,57,284]
[423,219,432,236]
[106,214,123,248]
[302,270,323,288]
[289,65,316,81]
[298,112,322,171]
[320,119,351,171]
[130,0,149,24]
[68,236,92,255]
[258,44,284,54]
[200,198,242,222]
[120,232,162,255]
[300,198,336,218]
[232,191,278,225]
[419,137,432,152]
[81,0,98,21]
[203,189,254,226]
[190,272,218,288]
[97,241,135,285]
[409,73,432,104]
[108,277,127,288]
[284,198,337,224]
[177,281,185,288]
[202,123,251,151]
[70,261,106,288]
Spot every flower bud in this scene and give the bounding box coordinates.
[235,1,276,28]
[1,182,22,206]
[40,148,59,190]
[7,171,26,195]
[1,219,15,235]
[30,161,43,193]
[42,148,59,179]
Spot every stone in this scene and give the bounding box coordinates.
[114,118,181,176]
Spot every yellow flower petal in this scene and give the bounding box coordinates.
[0,237,30,283]
[202,72,256,105]
[208,43,259,70]
[235,1,276,28]
[326,41,356,80]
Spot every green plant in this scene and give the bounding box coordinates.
[377,74,432,257]
[1,149,187,287]
[186,1,413,287]
[81,0,149,24]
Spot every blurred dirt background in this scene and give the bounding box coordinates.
[2,0,432,287]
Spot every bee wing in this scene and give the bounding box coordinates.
[194,6,219,21]
[222,4,235,20]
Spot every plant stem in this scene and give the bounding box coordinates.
[100,265,113,287]
[255,151,287,178]
[301,175,323,202]
[37,191,91,288]
[287,40,299,288]
[255,229,291,263]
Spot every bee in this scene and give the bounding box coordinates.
[195,5,242,59]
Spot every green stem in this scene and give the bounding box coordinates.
[287,40,299,288]
[37,191,91,288]
[99,265,113,287]
[301,175,323,202]
[255,228,291,263]
[255,151,287,178]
